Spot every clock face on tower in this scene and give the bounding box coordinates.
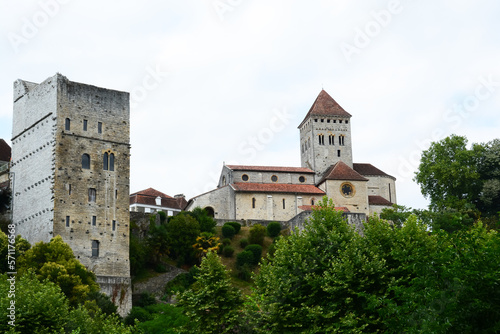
[340,182,355,198]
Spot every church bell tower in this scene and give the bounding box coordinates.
[298,90,353,177]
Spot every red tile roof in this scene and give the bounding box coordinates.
[299,90,352,128]
[226,165,315,174]
[130,188,173,199]
[368,195,393,206]
[353,163,396,180]
[318,161,368,184]
[0,139,11,162]
[231,182,326,195]
[298,205,350,212]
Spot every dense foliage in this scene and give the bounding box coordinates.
[177,251,243,333]
[266,222,281,238]
[248,224,266,245]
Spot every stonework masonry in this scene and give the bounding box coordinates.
[11,74,132,316]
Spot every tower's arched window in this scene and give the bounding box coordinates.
[329,134,335,145]
[252,197,256,209]
[103,152,108,170]
[82,154,90,169]
[338,135,345,146]
[65,118,70,131]
[109,153,115,171]
[318,134,325,145]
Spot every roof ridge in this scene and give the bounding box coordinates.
[298,90,352,128]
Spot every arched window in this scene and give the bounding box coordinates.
[318,134,324,145]
[88,188,96,203]
[82,154,90,169]
[65,118,70,131]
[109,153,115,171]
[329,134,335,145]
[311,198,316,206]
[252,198,256,209]
[103,152,108,170]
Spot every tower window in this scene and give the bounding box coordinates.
[91,240,99,257]
[66,216,70,227]
[318,134,325,145]
[98,122,102,134]
[82,154,90,169]
[92,216,97,226]
[314,119,318,122]
[83,120,88,131]
[103,152,108,170]
[321,119,324,123]
[103,152,115,171]
[252,197,256,209]
[338,150,341,157]
[339,120,343,123]
[329,134,335,145]
[333,120,337,123]
[327,119,330,123]
[338,135,345,146]
[88,188,96,203]
[345,120,349,124]
[68,184,72,195]
[115,189,118,199]
[65,118,70,131]
[112,220,116,231]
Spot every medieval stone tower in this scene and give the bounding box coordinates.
[11,73,132,315]
[299,90,353,176]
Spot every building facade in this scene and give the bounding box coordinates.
[11,74,132,315]
[130,187,187,215]
[186,90,396,221]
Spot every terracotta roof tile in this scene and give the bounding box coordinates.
[226,165,315,174]
[232,182,325,195]
[130,188,173,199]
[353,163,396,180]
[298,205,350,212]
[299,90,351,128]
[318,161,368,184]
[368,195,393,206]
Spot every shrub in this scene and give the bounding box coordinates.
[222,238,232,246]
[245,244,263,265]
[238,263,252,281]
[239,238,249,249]
[236,250,254,268]
[135,292,157,308]
[267,242,276,258]
[155,263,167,273]
[267,222,282,238]
[222,224,236,239]
[223,245,235,257]
[248,224,266,245]
[226,222,241,234]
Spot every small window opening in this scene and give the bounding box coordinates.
[252,197,256,209]
[112,220,116,231]
[65,118,70,131]
[299,176,306,183]
[282,198,286,209]
[92,216,97,226]
[109,153,114,171]
[82,154,90,169]
[91,240,99,257]
[242,174,249,182]
[88,188,96,203]
[98,122,102,134]
[83,120,88,131]
[271,175,278,182]
[337,150,341,157]
[66,216,70,227]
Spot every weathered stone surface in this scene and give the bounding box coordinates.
[11,73,132,316]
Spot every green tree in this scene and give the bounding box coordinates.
[17,235,99,306]
[166,213,200,265]
[177,251,243,333]
[0,232,30,274]
[248,224,266,245]
[414,135,483,211]
[188,207,217,233]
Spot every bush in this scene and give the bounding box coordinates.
[223,245,235,257]
[155,263,167,273]
[135,292,157,308]
[267,222,282,238]
[236,250,254,268]
[222,224,236,239]
[222,238,232,246]
[239,238,249,249]
[245,244,263,265]
[249,224,266,245]
[226,222,241,234]
[238,263,252,281]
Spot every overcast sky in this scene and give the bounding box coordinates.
[1,1,499,209]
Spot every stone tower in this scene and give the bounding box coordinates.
[298,90,353,176]
[11,74,132,315]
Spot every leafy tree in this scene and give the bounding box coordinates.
[177,251,243,333]
[17,235,99,306]
[188,207,217,233]
[0,232,30,273]
[193,232,221,259]
[135,304,188,334]
[166,213,200,265]
[414,135,483,211]
[147,221,170,266]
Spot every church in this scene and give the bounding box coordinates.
[186,90,396,221]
